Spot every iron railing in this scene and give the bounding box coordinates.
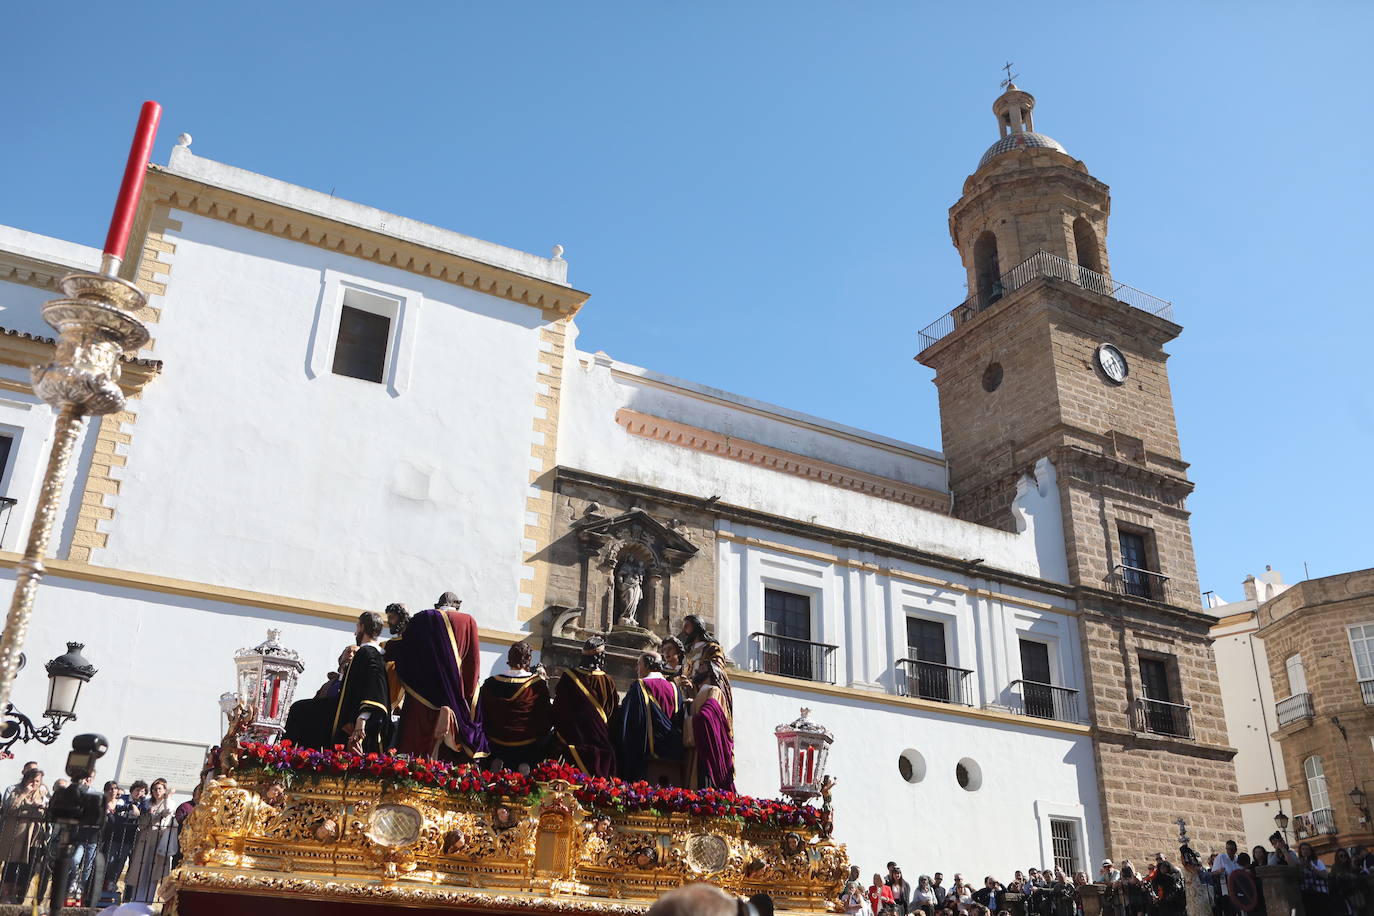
[749,632,837,685]
[1276,693,1314,727]
[917,250,1175,352]
[896,658,975,706]
[1361,679,1374,706]
[1110,564,1174,605]
[1010,679,1081,723]
[1294,807,1337,839]
[1133,697,1194,739]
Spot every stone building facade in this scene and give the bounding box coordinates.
[1256,568,1374,853]
[916,83,1242,856]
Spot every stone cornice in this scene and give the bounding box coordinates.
[141,168,592,318]
[614,408,949,513]
[555,465,1075,602]
[0,252,70,292]
[0,325,162,392]
[1093,724,1237,762]
[1074,585,1217,633]
[1050,444,1194,507]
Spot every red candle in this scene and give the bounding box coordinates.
[804,747,814,783]
[269,676,281,719]
[102,101,163,271]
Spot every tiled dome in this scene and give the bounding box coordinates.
[978,131,1067,169]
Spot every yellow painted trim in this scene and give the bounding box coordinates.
[1237,789,1292,804]
[716,531,1078,616]
[731,668,1094,736]
[0,552,532,648]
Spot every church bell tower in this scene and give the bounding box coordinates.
[917,81,1242,859]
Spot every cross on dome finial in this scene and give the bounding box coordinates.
[1000,62,1019,90]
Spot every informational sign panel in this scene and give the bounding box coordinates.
[115,736,210,793]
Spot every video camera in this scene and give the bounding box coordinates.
[47,732,107,826]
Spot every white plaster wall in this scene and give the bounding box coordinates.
[560,351,1069,583]
[0,280,59,341]
[94,212,550,632]
[0,574,507,796]
[715,525,1084,711]
[733,679,1104,878]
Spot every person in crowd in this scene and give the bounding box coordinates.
[1329,847,1366,916]
[99,780,137,898]
[839,865,866,914]
[1046,868,1076,916]
[1267,833,1297,866]
[334,612,393,754]
[1226,853,1260,916]
[913,875,938,915]
[748,891,775,916]
[553,637,621,776]
[284,643,357,748]
[612,651,683,783]
[1351,844,1374,874]
[972,876,1002,914]
[1118,863,1152,916]
[870,871,897,915]
[1151,858,1186,916]
[1248,847,1268,873]
[683,662,734,791]
[932,873,949,906]
[65,773,102,906]
[645,882,738,916]
[0,767,47,903]
[1211,840,1243,916]
[949,875,974,911]
[386,592,488,761]
[1296,841,1330,916]
[478,641,553,773]
[887,863,914,915]
[125,778,176,903]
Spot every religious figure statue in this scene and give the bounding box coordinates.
[383,602,410,710]
[683,663,734,791]
[680,614,732,719]
[552,636,621,776]
[283,643,356,749]
[478,641,553,772]
[611,651,683,783]
[332,611,393,754]
[385,592,489,761]
[615,556,646,627]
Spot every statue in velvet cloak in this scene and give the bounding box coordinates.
[385,592,488,761]
[612,652,683,783]
[284,644,356,748]
[552,637,620,777]
[680,615,732,719]
[332,612,393,754]
[478,641,553,771]
[684,664,734,791]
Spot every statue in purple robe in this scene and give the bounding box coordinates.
[611,652,683,783]
[684,664,734,791]
[385,592,488,761]
[552,637,620,777]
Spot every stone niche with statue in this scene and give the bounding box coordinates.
[539,477,718,687]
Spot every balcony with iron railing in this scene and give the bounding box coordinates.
[1133,697,1194,739]
[917,251,1175,353]
[1294,807,1338,840]
[1010,679,1081,723]
[1109,565,1175,606]
[1276,693,1314,728]
[1361,679,1374,706]
[749,632,837,685]
[897,658,975,706]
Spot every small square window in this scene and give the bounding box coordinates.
[332,305,391,383]
[0,434,13,482]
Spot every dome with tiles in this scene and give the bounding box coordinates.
[978,131,1068,169]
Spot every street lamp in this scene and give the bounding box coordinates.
[1274,808,1290,842]
[0,642,97,753]
[1350,786,1369,823]
[0,102,160,711]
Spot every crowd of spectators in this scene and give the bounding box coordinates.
[1189,833,1373,916]
[838,862,1087,916]
[0,759,195,907]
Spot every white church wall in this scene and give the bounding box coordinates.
[0,226,102,340]
[89,210,552,633]
[560,349,1069,583]
[732,678,1104,880]
[0,572,508,795]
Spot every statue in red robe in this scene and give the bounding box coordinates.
[385,592,488,761]
[611,651,683,783]
[478,641,553,771]
[552,637,620,777]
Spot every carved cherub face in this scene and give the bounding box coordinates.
[442,829,464,854]
[493,805,514,829]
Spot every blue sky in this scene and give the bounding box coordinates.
[4,2,1371,601]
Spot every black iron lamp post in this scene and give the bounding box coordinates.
[1273,808,1290,843]
[0,642,96,754]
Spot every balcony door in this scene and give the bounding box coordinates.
[906,618,950,702]
[1019,639,1055,718]
[1118,530,1151,598]
[1285,654,1308,696]
[763,589,812,680]
[1140,656,1180,734]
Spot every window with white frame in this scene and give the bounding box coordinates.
[1049,818,1081,875]
[1304,755,1330,813]
[762,589,814,681]
[1349,624,1374,683]
[1285,653,1308,695]
[331,288,397,383]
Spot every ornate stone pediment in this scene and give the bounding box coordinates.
[573,508,698,573]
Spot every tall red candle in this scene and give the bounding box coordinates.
[102,101,162,272]
[269,676,282,718]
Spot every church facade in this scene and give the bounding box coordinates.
[0,84,1239,876]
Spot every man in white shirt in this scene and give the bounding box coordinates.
[1211,840,1243,913]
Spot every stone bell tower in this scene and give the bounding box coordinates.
[917,82,1242,859]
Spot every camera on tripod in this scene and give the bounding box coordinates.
[48,733,107,824]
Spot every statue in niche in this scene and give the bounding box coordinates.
[615,556,646,628]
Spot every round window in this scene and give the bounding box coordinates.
[898,749,927,784]
[955,757,983,791]
[982,362,1004,392]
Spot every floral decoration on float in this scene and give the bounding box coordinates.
[237,741,823,828]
